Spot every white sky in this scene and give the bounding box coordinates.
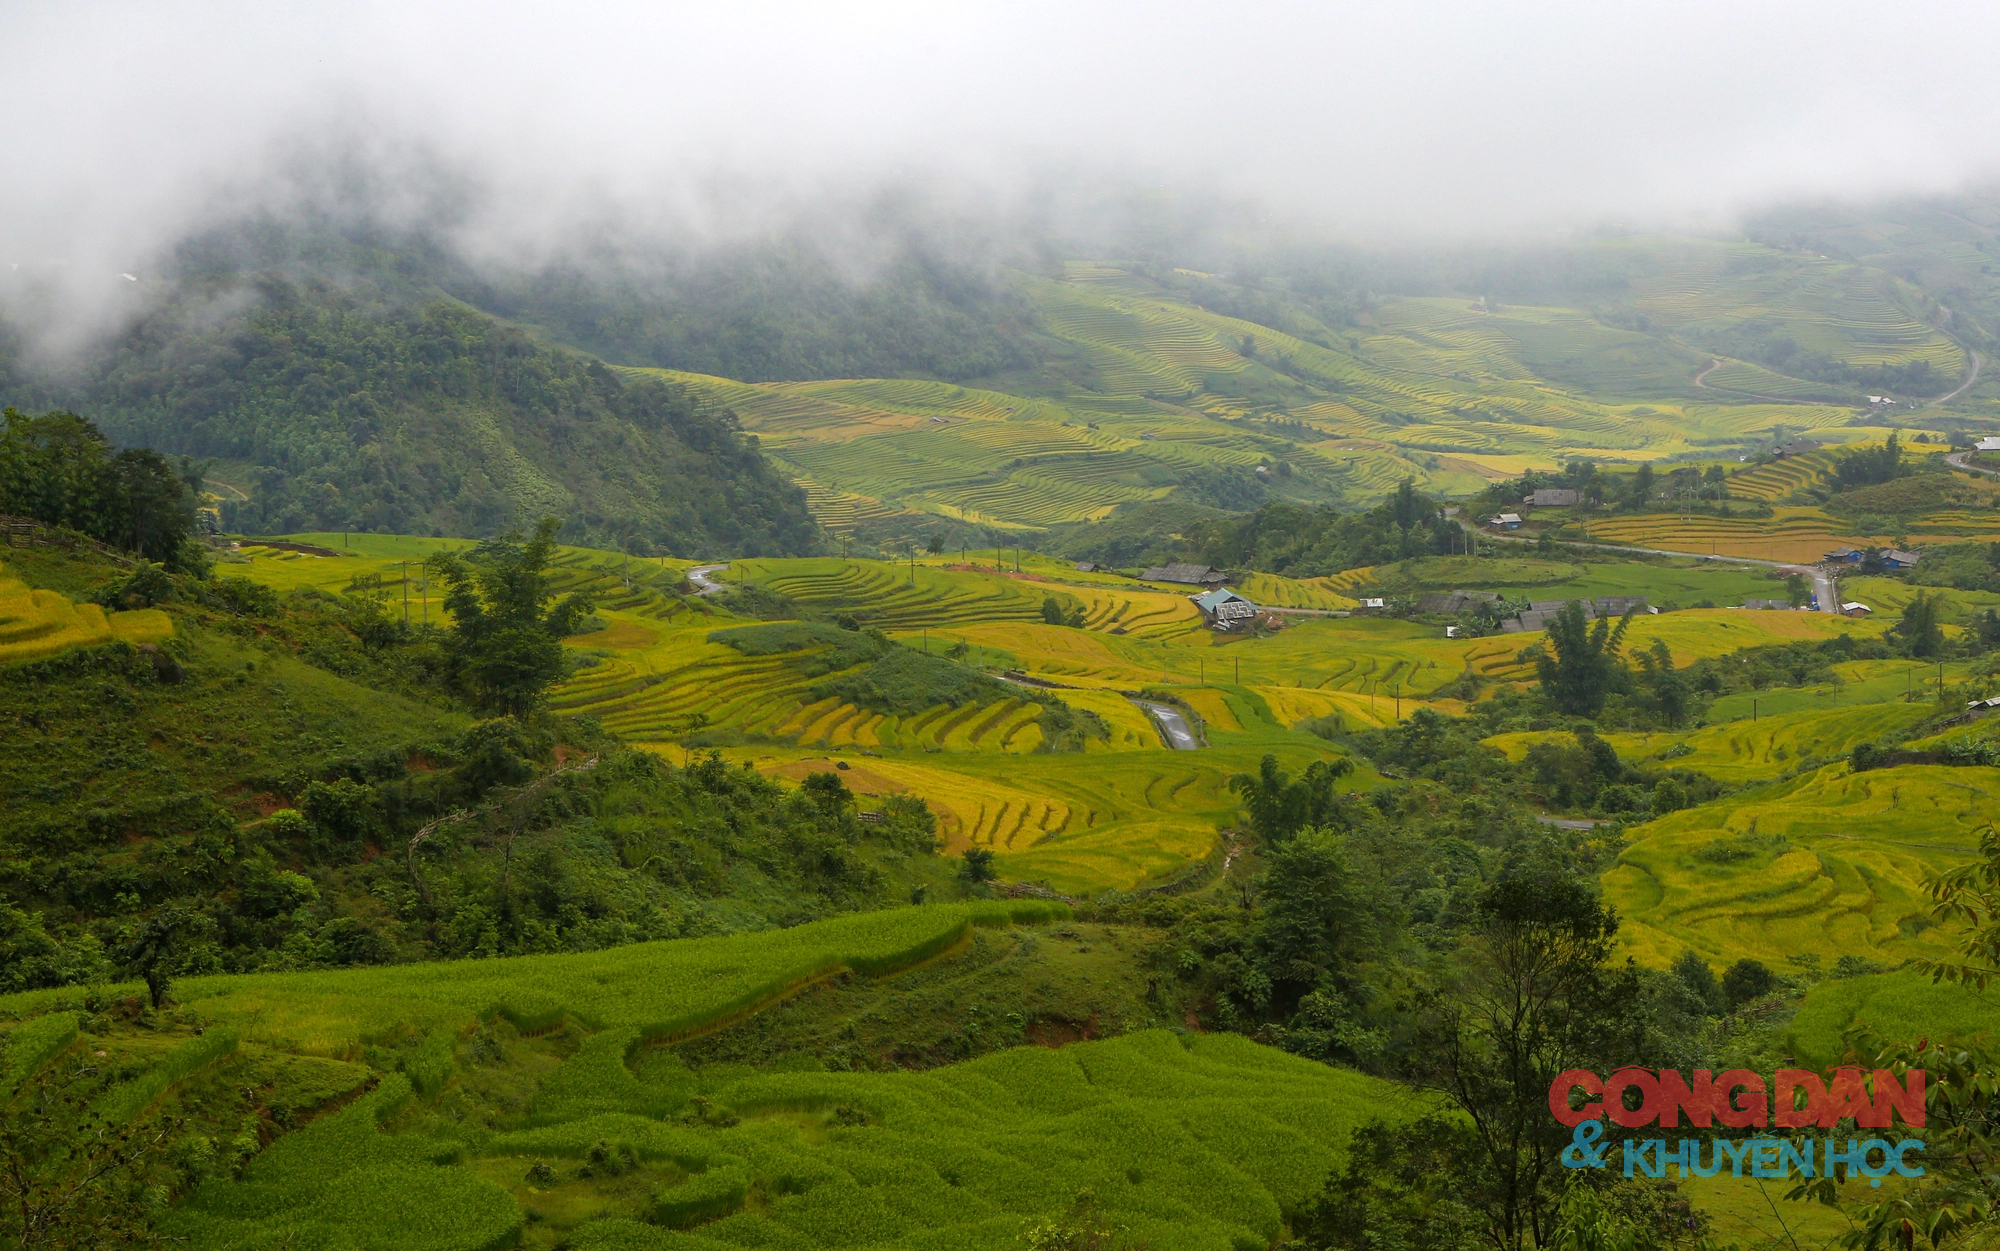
[5,0,2000,280]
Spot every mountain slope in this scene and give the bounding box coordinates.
[21,275,822,556]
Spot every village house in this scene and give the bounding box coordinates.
[1140,562,1228,586]
[1192,587,1258,631]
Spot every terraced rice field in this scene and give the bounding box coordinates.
[720,740,1356,893]
[1604,762,1997,969]
[1583,507,1872,562]
[1485,701,1933,784]
[1724,450,1843,501]
[0,559,171,663]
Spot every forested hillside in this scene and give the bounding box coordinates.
[6,273,821,555]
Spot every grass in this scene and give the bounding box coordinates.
[1791,970,2000,1065]
[0,902,1066,1053]
[6,906,1414,1251]
[1602,762,1998,970]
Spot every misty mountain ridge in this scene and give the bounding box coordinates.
[4,194,1998,552]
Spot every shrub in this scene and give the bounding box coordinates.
[1721,958,1778,1009]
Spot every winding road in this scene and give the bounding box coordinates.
[686,563,730,595]
[1136,701,1202,750]
[1947,450,2000,479]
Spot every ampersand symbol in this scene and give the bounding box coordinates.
[1561,1120,1608,1169]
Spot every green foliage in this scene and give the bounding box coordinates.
[809,647,1011,716]
[71,278,819,555]
[1532,601,1635,718]
[0,408,202,566]
[430,518,595,715]
[708,621,889,675]
[1226,753,1355,843]
[1719,958,1777,1008]
[1191,484,1458,578]
[1893,589,1945,658]
[1833,431,1910,490]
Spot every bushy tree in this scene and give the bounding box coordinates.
[1893,590,1945,659]
[1633,638,1687,726]
[429,518,595,715]
[1228,753,1354,843]
[1533,601,1634,717]
[1254,829,1391,1015]
[0,408,201,566]
[1670,949,1720,1013]
[1720,957,1777,1008]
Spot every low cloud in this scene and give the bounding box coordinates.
[6,0,2000,334]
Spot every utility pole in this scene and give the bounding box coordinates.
[1394,683,1400,720]
[421,561,428,627]
[1235,657,1240,685]
[401,560,409,626]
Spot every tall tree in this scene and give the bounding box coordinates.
[1894,590,1945,659]
[429,517,595,716]
[1411,860,1631,1251]
[1533,602,1635,717]
[1633,638,1687,727]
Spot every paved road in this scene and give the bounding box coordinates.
[686,563,729,595]
[1948,450,2000,479]
[1136,701,1202,750]
[1470,527,1838,612]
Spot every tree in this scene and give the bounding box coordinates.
[959,847,996,882]
[0,1059,182,1249]
[1788,1028,2000,1250]
[1228,753,1354,843]
[1630,462,1654,509]
[429,518,595,716]
[1632,638,1687,727]
[1669,950,1720,1013]
[1719,957,1776,1008]
[116,904,192,1009]
[1254,829,1390,1015]
[1533,601,1635,718]
[0,409,200,566]
[926,532,946,555]
[1410,859,1631,1250]
[1785,572,1810,607]
[1894,590,1945,659]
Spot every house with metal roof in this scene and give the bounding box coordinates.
[1192,587,1258,631]
[1525,489,1580,507]
[1141,562,1227,586]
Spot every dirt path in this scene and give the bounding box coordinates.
[1692,359,1722,388]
